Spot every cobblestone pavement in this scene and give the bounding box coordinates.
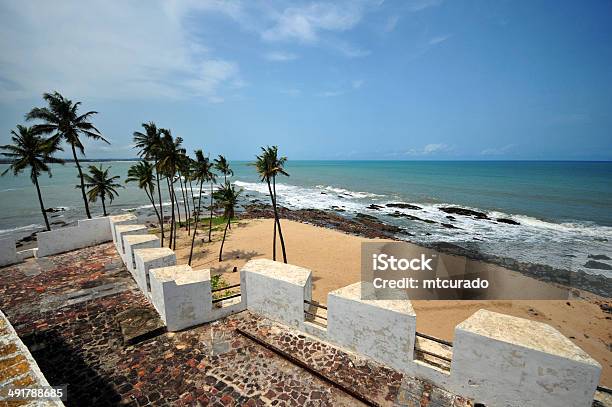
[0,243,471,406]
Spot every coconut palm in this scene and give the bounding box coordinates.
[26,91,108,219]
[157,130,185,249]
[1,125,64,231]
[82,165,122,216]
[213,155,233,183]
[254,146,288,263]
[177,152,191,234]
[133,122,165,245]
[188,150,215,265]
[125,161,161,225]
[213,182,241,262]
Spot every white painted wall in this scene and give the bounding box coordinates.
[0,237,18,267]
[134,248,176,295]
[114,224,147,257]
[123,235,160,273]
[109,214,137,245]
[326,282,416,374]
[450,309,601,407]
[242,259,311,328]
[37,217,113,257]
[149,265,212,331]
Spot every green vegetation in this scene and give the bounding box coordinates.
[82,165,123,216]
[0,125,64,230]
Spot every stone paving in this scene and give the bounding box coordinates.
[0,243,473,406]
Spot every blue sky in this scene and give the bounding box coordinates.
[0,0,611,160]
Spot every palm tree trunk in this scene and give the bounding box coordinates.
[155,162,164,246]
[188,181,204,265]
[267,176,287,263]
[266,178,277,261]
[174,177,182,231]
[145,189,161,226]
[273,175,277,254]
[179,174,189,233]
[71,144,91,219]
[102,195,107,216]
[208,182,214,242]
[188,179,195,234]
[166,177,175,249]
[33,173,50,231]
[218,217,230,262]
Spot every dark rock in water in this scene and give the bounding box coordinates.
[50,220,67,226]
[388,211,436,224]
[355,213,378,221]
[439,206,489,220]
[446,216,456,221]
[594,237,608,242]
[320,191,327,194]
[441,223,458,229]
[385,203,422,210]
[584,260,612,271]
[367,204,384,210]
[496,218,520,225]
[589,254,612,261]
[45,207,65,213]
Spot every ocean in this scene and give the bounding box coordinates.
[1,160,611,277]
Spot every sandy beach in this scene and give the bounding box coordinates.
[163,217,612,386]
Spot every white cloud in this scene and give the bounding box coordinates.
[264,51,299,62]
[481,144,515,156]
[352,79,364,89]
[317,90,345,97]
[262,2,367,43]
[428,34,452,45]
[384,15,400,32]
[405,143,452,155]
[0,0,243,102]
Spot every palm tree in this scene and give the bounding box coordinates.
[213,155,233,183]
[133,122,165,245]
[157,130,185,249]
[1,125,64,231]
[26,91,108,219]
[213,182,241,262]
[188,150,215,265]
[82,165,122,216]
[177,152,191,234]
[125,161,161,225]
[254,146,288,263]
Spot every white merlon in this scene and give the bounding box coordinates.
[242,259,312,328]
[326,281,416,374]
[108,213,137,245]
[114,224,147,257]
[0,236,18,267]
[123,235,160,274]
[451,309,601,407]
[149,265,211,331]
[134,247,176,295]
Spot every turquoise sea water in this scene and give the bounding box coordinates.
[1,160,611,276]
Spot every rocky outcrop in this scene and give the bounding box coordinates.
[496,218,520,225]
[385,203,422,210]
[439,207,489,219]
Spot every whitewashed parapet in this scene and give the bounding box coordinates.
[123,235,160,274]
[327,282,416,374]
[451,309,601,407]
[114,224,147,258]
[149,265,212,331]
[242,259,312,328]
[108,213,137,246]
[0,236,18,267]
[37,217,113,257]
[134,248,176,295]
